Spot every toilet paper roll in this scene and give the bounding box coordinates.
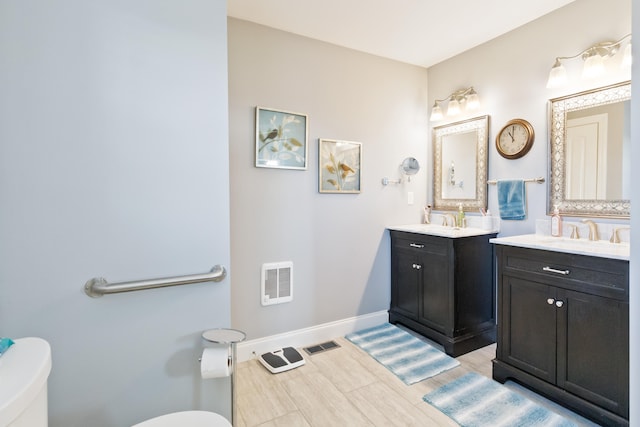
[200,347,231,379]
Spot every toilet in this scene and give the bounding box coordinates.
[131,410,231,427]
[0,337,230,427]
[0,337,52,427]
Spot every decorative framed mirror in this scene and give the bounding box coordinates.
[548,81,630,217]
[433,115,489,211]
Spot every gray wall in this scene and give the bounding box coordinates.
[428,0,631,236]
[431,0,638,419]
[228,18,429,340]
[228,0,631,338]
[0,1,231,426]
[229,3,639,418]
[0,0,636,424]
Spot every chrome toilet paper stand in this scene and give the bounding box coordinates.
[202,328,246,426]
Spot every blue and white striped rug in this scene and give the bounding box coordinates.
[423,372,577,427]
[345,323,460,385]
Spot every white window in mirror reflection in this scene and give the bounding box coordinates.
[441,131,477,200]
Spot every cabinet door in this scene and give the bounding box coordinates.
[557,289,629,417]
[419,250,449,334]
[501,275,557,383]
[391,247,421,320]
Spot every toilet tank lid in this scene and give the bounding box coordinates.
[0,337,52,426]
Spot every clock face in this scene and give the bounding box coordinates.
[499,124,527,154]
[496,119,534,159]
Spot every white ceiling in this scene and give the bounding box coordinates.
[227,0,576,68]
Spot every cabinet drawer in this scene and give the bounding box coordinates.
[391,232,448,256]
[499,246,628,300]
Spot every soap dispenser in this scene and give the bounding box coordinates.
[457,203,466,228]
[551,205,563,237]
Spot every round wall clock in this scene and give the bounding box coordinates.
[496,118,535,159]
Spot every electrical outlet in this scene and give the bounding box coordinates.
[407,191,414,205]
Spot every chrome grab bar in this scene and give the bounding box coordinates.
[84,265,226,298]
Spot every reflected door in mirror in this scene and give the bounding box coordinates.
[548,81,630,217]
[565,103,627,200]
[566,114,607,199]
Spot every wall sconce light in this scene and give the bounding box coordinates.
[429,87,480,122]
[546,34,631,89]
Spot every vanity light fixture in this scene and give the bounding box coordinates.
[429,87,480,122]
[546,33,632,88]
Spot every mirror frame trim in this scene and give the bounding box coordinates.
[548,81,631,218]
[433,115,489,211]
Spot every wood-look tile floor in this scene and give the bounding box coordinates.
[235,336,599,427]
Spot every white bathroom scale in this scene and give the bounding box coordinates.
[258,347,305,374]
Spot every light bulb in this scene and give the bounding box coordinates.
[430,103,443,121]
[447,98,460,116]
[582,53,604,79]
[546,59,567,88]
[465,91,479,110]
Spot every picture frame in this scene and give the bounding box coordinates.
[318,139,362,193]
[255,107,308,170]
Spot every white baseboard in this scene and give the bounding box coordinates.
[235,310,388,362]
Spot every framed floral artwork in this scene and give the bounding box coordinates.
[319,139,362,193]
[255,107,308,170]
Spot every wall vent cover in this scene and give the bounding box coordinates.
[261,261,293,306]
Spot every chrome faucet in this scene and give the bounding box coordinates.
[610,226,630,243]
[581,219,599,241]
[443,213,457,228]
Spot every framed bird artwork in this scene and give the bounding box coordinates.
[318,138,362,194]
[255,107,308,170]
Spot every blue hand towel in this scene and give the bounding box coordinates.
[497,180,526,220]
[0,337,14,356]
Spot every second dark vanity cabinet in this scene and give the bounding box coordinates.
[389,230,497,357]
[493,245,629,426]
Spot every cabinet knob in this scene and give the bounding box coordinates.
[409,243,425,248]
[412,263,422,270]
[547,298,555,305]
[555,300,564,308]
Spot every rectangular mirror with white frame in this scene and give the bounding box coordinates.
[548,81,630,218]
[433,115,489,211]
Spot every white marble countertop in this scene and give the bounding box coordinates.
[387,224,498,239]
[490,234,629,261]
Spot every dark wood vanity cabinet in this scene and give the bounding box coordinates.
[493,245,629,426]
[389,230,497,357]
